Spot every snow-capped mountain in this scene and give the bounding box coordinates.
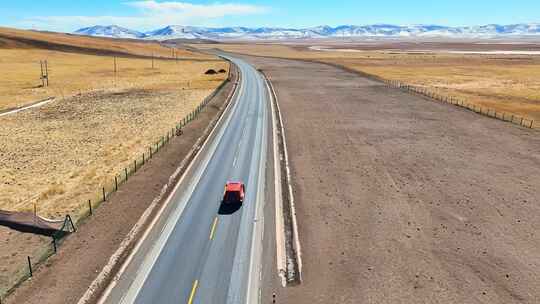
[74,25,146,39]
[74,23,540,40]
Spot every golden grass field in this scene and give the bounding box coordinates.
[0,28,228,218]
[201,43,540,127]
[0,27,210,59]
[0,48,220,111]
[0,26,219,111]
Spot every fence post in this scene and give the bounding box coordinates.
[531,120,534,128]
[102,187,106,202]
[115,176,118,191]
[134,159,137,172]
[149,147,152,158]
[88,199,92,215]
[52,237,57,253]
[143,153,145,165]
[27,256,32,277]
[125,168,128,181]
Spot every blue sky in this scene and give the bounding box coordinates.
[2,0,539,32]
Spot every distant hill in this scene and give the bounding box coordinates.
[74,23,540,40]
[74,25,146,39]
[0,27,205,59]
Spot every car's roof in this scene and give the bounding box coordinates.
[225,181,243,191]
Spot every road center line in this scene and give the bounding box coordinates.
[187,280,199,304]
[209,217,219,240]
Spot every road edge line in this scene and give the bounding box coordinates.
[260,69,302,284]
[244,67,270,304]
[77,60,240,304]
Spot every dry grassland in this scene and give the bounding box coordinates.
[0,48,219,111]
[0,58,227,218]
[0,27,209,59]
[203,43,540,127]
[0,28,228,218]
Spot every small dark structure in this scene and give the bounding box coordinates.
[205,69,218,75]
[0,210,75,237]
[218,69,227,74]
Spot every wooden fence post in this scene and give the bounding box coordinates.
[115,176,118,191]
[88,199,92,215]
[102,187,106,202]
[125,168,128,181]
[27,256,32,277]
[52,237,57,253]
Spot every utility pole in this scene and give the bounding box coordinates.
[40,61,45,87]
[45,60,49,86]
[40,60,49,87]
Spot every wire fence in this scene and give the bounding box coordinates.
[76,69,231,224]
[0,64,232,303]
[382,79,536,129]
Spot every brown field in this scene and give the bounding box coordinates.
[0,28,228,218]
[244,55,540,304]
[0,27,210,59]
[199,43,540,127]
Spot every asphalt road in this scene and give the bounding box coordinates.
[99,55,270,304]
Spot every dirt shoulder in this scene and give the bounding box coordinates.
[240,55,540,304]
[4,65,237,304]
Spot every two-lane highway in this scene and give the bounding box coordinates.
[98,55,270,304]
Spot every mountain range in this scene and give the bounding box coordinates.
[74,24,540,40]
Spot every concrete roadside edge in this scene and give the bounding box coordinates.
[259,69,302,285]
[76,60,240,304]
[263,70,287,286]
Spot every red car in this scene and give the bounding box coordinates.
[222,181,245,204]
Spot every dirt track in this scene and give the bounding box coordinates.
[241,56,540,303]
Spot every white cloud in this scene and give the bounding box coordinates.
[128,1,266,17]
[18,1,269,32]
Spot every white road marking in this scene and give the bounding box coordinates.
[0,97,55,117]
